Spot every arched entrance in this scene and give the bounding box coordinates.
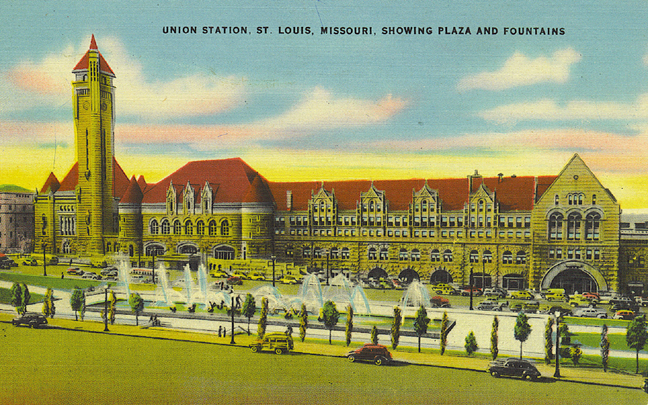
[178,244,198,255]
[430,268,453,284]
[541,261,607,293]
[368,267,389,280]
[471,272,491,289]
[398,268,420,283]
[503,273,525,290]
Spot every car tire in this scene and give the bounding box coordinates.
[347,355,355,363]
[436,290,443,295]
[251,346,259,353]
[374,357,384,366]
[491,371,499,377]
[11,320,17,326]
[275,348,283,355]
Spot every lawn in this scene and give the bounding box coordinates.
[0,270,102,291]
[0,287,45,306]
[0,318,644,405]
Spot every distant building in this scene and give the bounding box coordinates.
[0,191,35,253]
[31,36,648,294]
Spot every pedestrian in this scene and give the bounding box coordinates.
[218,325,222,337]
[61,272,64,279]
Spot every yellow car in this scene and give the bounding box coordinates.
[231,271,249,280]
[248,272,266,281]
[432,285,458,295]
[210,270,229,278]
[280,276,298,285]
[510,290,535,300]
[545,292,568,302]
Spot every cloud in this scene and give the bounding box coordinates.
[457,48,582,92]
[0,36,247,119]
[479,97,648,124]
[113,87,408,146]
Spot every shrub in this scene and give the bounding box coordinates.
[465,331,478,356]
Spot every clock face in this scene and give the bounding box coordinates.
[83,101,90,110]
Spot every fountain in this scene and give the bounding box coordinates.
[288,274,325,313]
[400,280,432,308]
[116,256,132,297]
[323,274,371,314]
[154,263,184,306]
[252,285,287,312]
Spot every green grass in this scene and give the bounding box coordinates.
[0,271,102,291]
[0,287,45,305]
[0,322,642,405]
[565,317,630,327]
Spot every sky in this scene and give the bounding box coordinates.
[1,1,648,208]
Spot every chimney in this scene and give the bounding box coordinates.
[286,190,293,211]
[468,169,481,193]
[498,173,503,183]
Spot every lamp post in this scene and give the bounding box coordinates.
[104,288,109,332]
[42,243,47,277]
[271,256,276,287]
[230,295,236,345]
[469,266,474,310]
[326,250,330,286]
[554,311,561,378]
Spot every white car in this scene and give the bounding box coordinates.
[573,307,607,318]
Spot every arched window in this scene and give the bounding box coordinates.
[411,249,421,261]
[567,213,581,240]
[208,220,217,236]
[128,245,134,257]
[379,248,388,260]
[443,249,453,262]
[145,244,165,256]
[161,219,170,235]
[173,220,181,235]
[585,212,601,240]
[592,194,597,205]
[330,247,339,259]
[150,219,159,235]
[502,251,513,264]
[554,195,559,206]
[430,249,440,262]
[548,213,563,240]
[483,250,492,263]
[341,247,350,259]
[221,220,230,236]
[368,247,377,260]
[469,250,479,263]
[196,221,205,236]
[399,248,409,261]
[185,220,193,235]
[516,251,527,264]
[214,245,235,260]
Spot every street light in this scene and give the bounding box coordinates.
[326,249,330,286]
[42,243,47,277]
[554,311,561,378]
[104,288,110,332]
[469,266,474,311]
[230,295,236,345]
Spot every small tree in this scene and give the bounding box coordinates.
[601,324,610,372]
[626,315,648,374]
[544,317,554,364]
[19,283,30,315]
[570,346,582,365]
[321,300,340,344]
[465,331,478,356]
[80,291,86,321]
[370,325,379,345]
[413,305,430,353]
[241,293,256,335]
[42,287,55,318]
[258,297,268,338]
[345,305,354,347]
[70,288,84,321]
[10,282,22,314]
[440,311,449,355]
[391,306,402,350]
[491,316,499,361]
[128,293,144,326]
[514,312,532,359]
[299,303,308,342]
[109,291,117,325]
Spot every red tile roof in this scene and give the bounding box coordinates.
[120,176,143,204]
[269,175,557,213]
[54,158,130,199]
[141,158,272,204]
[72,35,115,77]
[243,174,275,203]
[40,172,60,194]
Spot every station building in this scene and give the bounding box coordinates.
[32,36,643,294]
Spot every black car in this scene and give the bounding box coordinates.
[346,343,393,365]
[11,313,48,328]
[488,358,541,380]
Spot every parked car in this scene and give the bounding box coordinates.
[509,290,535,300]
[248,272,266,281]
[460,286,482,296]
[210,270,229,278]
[540,305,573,317]
[573,307,608,318]
[488,358,541,380]
[613,310,636,320]
[636,297,648,307]
[11,312,48,328]
[249,332,294,354]
[510,301,539,313]
[429,296,451,308]
[226,276,243,286]
[82,272,101,280]
[569,296,597,307]
[611,302,639,312]
[346,343,393,365]
[581,292,600,300]
[545,292,568,302]
[231,271,249,280]
[483,287,507,298]
[100,266,118,276]
[609,296,635,306]
[433,285,458,295]
[67,267,83,275]
[477,300,506,311]
[280,276,298,285]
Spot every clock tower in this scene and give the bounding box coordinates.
[71,35,116,254]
